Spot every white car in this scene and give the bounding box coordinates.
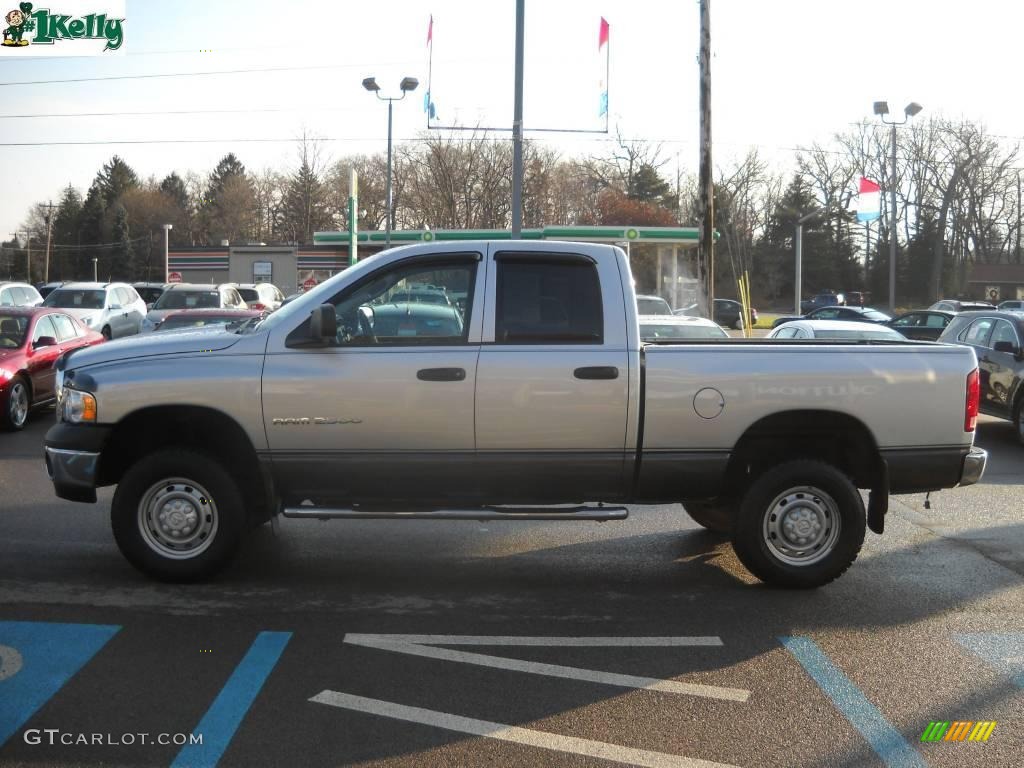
[638,314,729,341]
[0,282,43,307]
[234,283,284,312]
[41,282,147,339]
[768,319,906,341]
[141,283,248,332]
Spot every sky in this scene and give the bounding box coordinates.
[1,0,1023,241]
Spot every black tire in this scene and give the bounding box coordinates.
[733,317,744,331]
[0,374,30,431]
[111,449,245,582]
[683,501,734,534]
[1014,397,1024,447]
[101,326,112,340]
[731,460,865,588]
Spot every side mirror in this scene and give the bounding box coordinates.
[309,304,337,342]
[993,340,1021,357]
[33,336,57,349]
[108,303,122,311]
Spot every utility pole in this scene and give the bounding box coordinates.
[42,201,55,283]
[510,0,525,238]
[697,0,714,317]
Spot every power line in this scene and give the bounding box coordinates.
[0,106,362,120]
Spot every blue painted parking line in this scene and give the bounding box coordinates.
[780,636,927,768]
[954,633,1024,689]
[0,621,120,747]
[172,631,292,768]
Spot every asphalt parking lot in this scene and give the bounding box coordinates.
[1,412,1022,767]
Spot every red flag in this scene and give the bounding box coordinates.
[598,17,609,50]
[859,177,880,194]
[427,15,433,46]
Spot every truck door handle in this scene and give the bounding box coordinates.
[417,367,466,382]
[574,366,619,380]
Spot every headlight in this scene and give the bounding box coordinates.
[58,388,97,423]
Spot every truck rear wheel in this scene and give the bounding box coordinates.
[731,460,865,588]
[683,501,733,533]
[111,449,245,582]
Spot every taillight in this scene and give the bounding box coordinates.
[965,368,980,432]
[250,302,266,311]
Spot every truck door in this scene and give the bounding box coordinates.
[261,252,485,503]
[474,245,630,501]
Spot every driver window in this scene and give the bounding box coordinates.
[328,259,477,346]
[32,315,58,343]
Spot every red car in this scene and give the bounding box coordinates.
[153,308,265,332]
[0,307,105,431]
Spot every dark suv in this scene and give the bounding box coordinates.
[939,310,1024,444]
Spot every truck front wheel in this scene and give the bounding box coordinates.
[111,449,245,582]
[731,460,865,588]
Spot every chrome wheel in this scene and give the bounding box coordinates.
[8,381,28,428]
[137,478,218,560]
[762,485,841,566]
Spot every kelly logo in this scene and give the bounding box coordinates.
[1,1,124,54]
[920,720,996,743]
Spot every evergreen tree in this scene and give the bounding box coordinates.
[159,172,191,245]
[206,154,254,244]
[79,183,106,247]
[95,155,139,206]
[53,185,83,280]
[627,163,674,209]
[110,204,134,280]
[282,156,331,244]
[207,153,247,201]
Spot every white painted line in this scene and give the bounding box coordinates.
[311,690,741,768]
[345,634,724,647]
[346,636,749,702]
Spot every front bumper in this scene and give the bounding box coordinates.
[43,423,112,503]
[958,446,988,487]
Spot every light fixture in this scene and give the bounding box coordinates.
[399,77,419,93]
[362,77,380,92]
[873,101,889,116]
[904,101,923,117]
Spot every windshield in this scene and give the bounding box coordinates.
[640,323,728,340]
[154,290,221,310]
[43,289,105,310]
[637,298,672,315]
[0,314,28,348]
[237,288,260,302]
[136,287,166,304]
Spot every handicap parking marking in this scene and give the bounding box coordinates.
[311,691,741,768]
[780,636,928,768]
[0,621,120,748]
[953,633,1024,689]
[171,630,292,768]
[343,634,749,702]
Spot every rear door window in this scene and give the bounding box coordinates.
[50,313,80,341]
[495,257,603,344]
[991,320,1019,349]
[960,318,995,347]
[925,314,949,328]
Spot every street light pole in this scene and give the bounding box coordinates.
[510,0,525,238]
[795,209,820,315]
[162,223,173,281]
[363,76,419,247]
[874,100,922,312]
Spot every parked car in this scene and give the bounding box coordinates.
[767,319,906,341]
[153,308,266,333]
[141,283,248,332]
[234,283,285,313]
[938,310,1024,443]
[771,306,892,328]
[887,310,955,341]
[635,294,674,316]
[997,299,1024,311]
[37,281,70,299]
[845,291,870,307]
[132,282,170,308]
[800,292,845,314]
[0,281,43,307]
[0,307,104,430]
[638,314,729,341]
[41,282,148,339]
[929,299,995,313]
[712,298,757,330]
[45,240,985,588]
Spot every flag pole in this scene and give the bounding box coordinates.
[425,15,434,127]
[604,22,610,132]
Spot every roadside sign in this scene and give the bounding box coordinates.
[168,272,182,284]
[303,277,318,291]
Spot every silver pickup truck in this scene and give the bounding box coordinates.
[44,241,987,587]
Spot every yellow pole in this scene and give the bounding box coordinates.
[737,278,748,338]
[744,271,752,337]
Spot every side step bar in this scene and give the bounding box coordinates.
[281,505,628,522]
